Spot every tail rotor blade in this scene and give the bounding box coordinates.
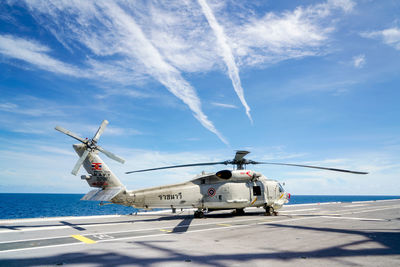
[92,120,109,143]
[55,126,86,143]
[97,146,125,164]
[71,149,90,175]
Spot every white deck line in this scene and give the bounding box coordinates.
[0,215,122,224]
[320,216,386,221]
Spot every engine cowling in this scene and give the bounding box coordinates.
[215,170,232,180]
[216,170,261,180]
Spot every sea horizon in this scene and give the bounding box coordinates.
[1,193,399,220]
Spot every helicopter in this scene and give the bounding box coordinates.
[55,120,368,218]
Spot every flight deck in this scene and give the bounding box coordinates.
[0,199,399,266]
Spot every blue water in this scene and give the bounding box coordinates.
[0,193,137,219]
[0,193,399,219]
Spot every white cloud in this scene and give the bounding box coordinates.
[327,0,355,13]
[228,0,355,66]
[353,54,366,68]
[147,3,220,73]
[362,27,400,50]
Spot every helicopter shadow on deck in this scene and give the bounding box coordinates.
[0,215,187,232]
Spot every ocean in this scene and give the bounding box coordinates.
[0,193,399,220]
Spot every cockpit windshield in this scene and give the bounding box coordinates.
[278,183,285,193]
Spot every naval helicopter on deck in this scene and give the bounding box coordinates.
[55,120,368,218]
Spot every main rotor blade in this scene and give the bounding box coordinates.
[92,120,109,143]
[125,161,228,174]
[97,146,125,164]
[234,150,250,161]
[71,149,90,175]
[252,161,368,175]
[55,126,86,143]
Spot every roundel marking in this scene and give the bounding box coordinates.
[208,187,216,197]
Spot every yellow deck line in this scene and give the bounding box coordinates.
[70,235,96,244]
[160,229,172,233]
[217,223,231,227]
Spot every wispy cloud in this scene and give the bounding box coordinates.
[1,0,356,144]
[352,54,366,68]
[17,1,228,144]
[361,27,400,50]
[212,102,238,109]
[0,96,142,136]
[198,0,252,122]
[0,97,65,117]
[0,34,84,76]
[231,0,355,66]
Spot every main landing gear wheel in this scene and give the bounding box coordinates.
[264,206,276,216]
[234,208,245,216]
[194,210,204,218]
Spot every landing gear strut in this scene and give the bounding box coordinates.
[194,209,204,218]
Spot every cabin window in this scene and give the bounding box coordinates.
[201,179,206,184]
[218,195,222,200]
[253,186,261,196]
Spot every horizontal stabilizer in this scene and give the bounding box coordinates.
[81,187,123,201]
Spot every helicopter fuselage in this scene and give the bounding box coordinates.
[112,173,289,212]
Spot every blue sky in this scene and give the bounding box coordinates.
[0,0,399,195]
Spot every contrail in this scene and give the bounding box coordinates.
[101,2,228,144]
[23,0,228,145]
[198,0,252,123]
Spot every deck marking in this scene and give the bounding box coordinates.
[343,204,367,208]
[280,208,317,213]
[70,235,96,244]
[321,216,386,221]
[342,205,400,215]
[0,215,121,225]
[160,229,172,233]
[217,224,231,227]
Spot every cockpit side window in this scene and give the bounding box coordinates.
[278,183,285,193]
